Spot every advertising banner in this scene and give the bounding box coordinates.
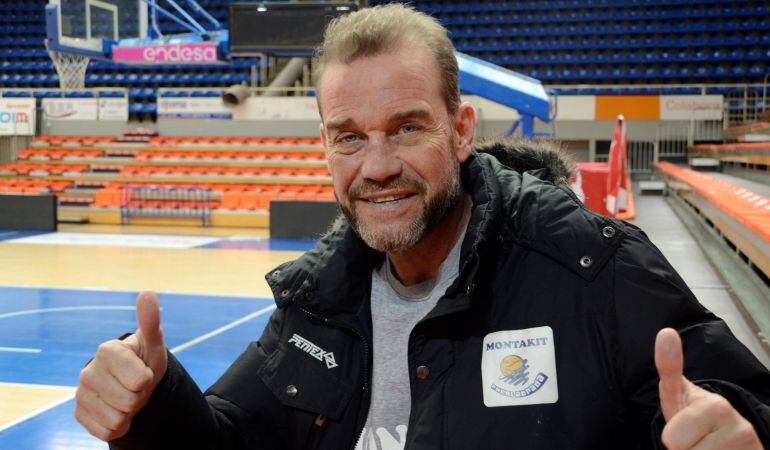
[232,97,321,121]
[98,97,129,121]
[113,43,222,65]
[0,98,35,135]
[660,95,723,120]
[157,98,233,119]
[42,98,98,120]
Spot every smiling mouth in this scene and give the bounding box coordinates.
[367,194,413,204]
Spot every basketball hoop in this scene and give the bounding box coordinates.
[45,40,90,91]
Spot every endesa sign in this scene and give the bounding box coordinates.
[0,98,35,135]
[113,43,221,65]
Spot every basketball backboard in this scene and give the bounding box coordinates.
[46,0,148,59]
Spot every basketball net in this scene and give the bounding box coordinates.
[46,40,90,91]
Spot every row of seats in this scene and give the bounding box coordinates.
[16,148,326,162]
[0,164,89,175]
[100,182,332,194]
[145,136,322,146]
[34,136,118,145]
[451,31,770,48]
[134,151,325,161]
[32,136,323,146]
[1,90,125,98]
[218,190,336,211]
[118,166,329,177]
[0,72,253,86]
[0,180,71,194]
[456,46,770,63]
[506,64,766,81]
[440,17,768,33]
[92,184,335,211]
[654,162,770,242]
[17,150,104,160]
[412,0,758,14]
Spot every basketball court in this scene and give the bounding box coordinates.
[1,0,769,448]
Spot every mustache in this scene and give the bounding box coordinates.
[349,175,427,200]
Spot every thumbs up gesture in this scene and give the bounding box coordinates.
[75,291,168,441]
[654,328,762,450]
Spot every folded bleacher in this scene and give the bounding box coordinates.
[654,161,770,280]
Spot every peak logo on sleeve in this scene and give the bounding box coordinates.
[481,326,558,407]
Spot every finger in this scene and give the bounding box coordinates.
[80,363,146,414]
[75,388,130,436]
[136,291,164,349]
[655,328,686,421]
[93,340,154,393]
[74,401,118,442]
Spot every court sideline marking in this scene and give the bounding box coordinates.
[0,303,277,434]
[0,306,135,320]
[0,347,42,353]
[0,285,263,300]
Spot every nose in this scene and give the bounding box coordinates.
[359,135,402,183]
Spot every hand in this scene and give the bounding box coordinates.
[654,328,762,450]
[74,291,168,441]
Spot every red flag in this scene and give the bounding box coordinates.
[605,115,628,215]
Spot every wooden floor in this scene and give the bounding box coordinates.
[1,224,289,298]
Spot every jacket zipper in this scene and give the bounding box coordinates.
[294,304,372,450]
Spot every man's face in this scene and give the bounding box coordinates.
[319,44,473,253]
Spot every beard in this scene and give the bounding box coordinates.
[338,145,462,253]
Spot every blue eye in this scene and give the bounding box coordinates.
[400,124,418,134]
[338,134,359,143]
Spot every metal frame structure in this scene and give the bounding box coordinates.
[120,186,212,226]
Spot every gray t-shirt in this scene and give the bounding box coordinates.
[355,234,464,450]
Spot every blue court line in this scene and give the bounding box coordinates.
[0,229,51,242]
[0,229,316,252]
[194,237,317,252]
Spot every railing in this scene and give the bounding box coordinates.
[120,187,212,227]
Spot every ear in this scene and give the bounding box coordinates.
[453,102,476,163]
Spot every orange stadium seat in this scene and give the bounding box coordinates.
[96,189,122,207]
[219,191,241,210]
[238,192,260,210]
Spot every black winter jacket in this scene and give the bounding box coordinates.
[112,151,770,450]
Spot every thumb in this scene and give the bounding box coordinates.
[655,327,687,421]
[135,291,165,358]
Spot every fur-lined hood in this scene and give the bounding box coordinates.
[473,138,575,186]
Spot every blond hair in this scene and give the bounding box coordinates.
[313,3,460,113]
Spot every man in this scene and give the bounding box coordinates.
[75,4,770,449]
